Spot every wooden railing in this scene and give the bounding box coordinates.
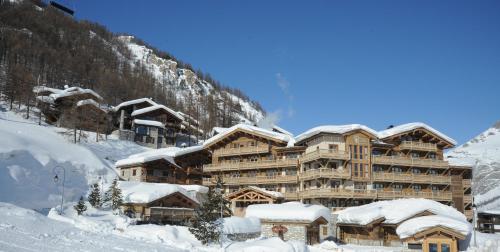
[372,155,449,168]
[300,168,350,180]
[301,149,350,163]
[376,190,452,201]
[298,188,452,201]
[372,172,451,184]
[203,158,298,172]
[464,195,472,204]
[141,175,181,184]
[465,210,473,219]
[463,179,472,188]
[213,145,269,157]
[202,174,297,186]
[399,141,438,152]
[283,192,300,200]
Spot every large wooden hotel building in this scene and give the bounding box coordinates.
[201,123,472,220]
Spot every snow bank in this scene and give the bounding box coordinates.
[336,198,467,225]
[245,202,331,222]
[133,119,164,128]
[378,122,456,145]
[396,215,471,239]
[226,237,308,252]
[223,216,261,234]
[295,124,378,143]
[120,181,199,204]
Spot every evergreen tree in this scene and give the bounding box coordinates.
[87,183,102,208]
[189,176,232,245]
[73,196,87,215]
[104,178,123,212]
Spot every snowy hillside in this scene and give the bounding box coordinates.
[446,121,500,211]
[118,35,264,124]
[0,104,147,209]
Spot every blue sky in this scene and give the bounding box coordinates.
[73,0,500,144]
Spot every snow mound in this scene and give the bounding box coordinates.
[223,216,261,234]
[226,237,308,252]
[120,181,200,204]
[336,198,467,225]
[245,202,331,222]
[396,215,471,239]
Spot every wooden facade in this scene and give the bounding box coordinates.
[225,187,284,217]
[477,211,500,233]
[118,158,187,184]
[201,125,473,221]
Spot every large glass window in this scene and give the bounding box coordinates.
[428,243,438,252]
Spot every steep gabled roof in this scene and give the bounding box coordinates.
[378,122,457,146]
[295,124,378,144]
[112,98,158,112]
[131,104,183,121]
[203,123,295,149]
[120,181,200,205]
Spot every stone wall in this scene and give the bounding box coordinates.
[226,232,261,242]
[261,223,306,242]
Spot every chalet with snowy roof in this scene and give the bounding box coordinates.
[115,145,210,185]
[33,85,110,133]
[335,199,471,251]
[477,209,500,233]
[245,202,331,245]
[199,122,473,221]
[201,123,302,196]
[225,186,284,217]
[120,181,205,225]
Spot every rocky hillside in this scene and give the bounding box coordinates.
[446,121,500,210]
[0,1,264,137]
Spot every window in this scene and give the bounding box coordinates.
[411,152,420,158]
[329,144,338,151]
[429,243,438,252]
[429,169,438,175]
[330,180,340,188]
[412,185,422,192]
[431,185,439,192]
[353,145,358,159]
[162,171,170,177]
[354,164,359,176]
[412,168,421,174]
[392,184,403,191]
[158,128,164,135]
[392,167,403,173]
[147,169,153,176]
[136,126,147,135]
[429,153,436,159]
[373,165,383,173]
[359,146,363,159]
[322,226,328,236]
[132,169,136,176]
[373,183,384,190]
[157,136,163,144]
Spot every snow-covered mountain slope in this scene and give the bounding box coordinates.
[118,35,264,124]
[0,104,147,209]
[446,121,500,210]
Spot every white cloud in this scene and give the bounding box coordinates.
[276,73,295,118]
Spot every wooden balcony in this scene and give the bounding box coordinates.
[376,190,452,201]
[213,145,269,157]
[283,192,300,200]
[141,175,181,184]
[202,174,297,186]
[465,210,473,220]
[464,195,472,204]
[203,158,298,172]
[372,172,451,184]
[372,155,449,169]
[463,179,472,189]
[399,141,438,152]
[301,149,350,163]
[300,188,378,199]
[300,168,350,180]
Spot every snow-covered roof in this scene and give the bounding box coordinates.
[52,86,103,101]
[115,146,203,168]
[76,99,107,113]
[336,198,467,226]
[203,123,295,148]
[36,95,55,104]
[272,125,294,137]
[210,127,229,136]
[33,86,63,95]
[223,216,261,234]
[247,186,284,198]
[120,181,199,204]
[295,124,378,143]
[179,185,209,194]
[378,122,457,145]
[245,202,331,223]
[133,119,164,128]
[396,215,471,239]
[131,105,183,121]
[112,98,158,112]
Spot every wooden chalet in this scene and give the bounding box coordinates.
[116,154,187,184]
[225,186,284,217]
[477,210,500,233]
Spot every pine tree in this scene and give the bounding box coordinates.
[189,176,232,245]
[88,183,102,208]
[104,178,123,212]
[73,196,87,215]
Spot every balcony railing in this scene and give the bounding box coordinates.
[376,190,452,201]
[300,168,350,180]
[301,149,350,163]
[465,210,473,219]
[463,179,472,188]
[372,155,449,168]
[299,188,452,201]
[141,175,182,184]
[213,145,269,157]
[399,141,438,152]
[283,192,300,200]
[202,174,297,186]
[372,172,451,184]
[203,158,298,172]
[464,195,472,204]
